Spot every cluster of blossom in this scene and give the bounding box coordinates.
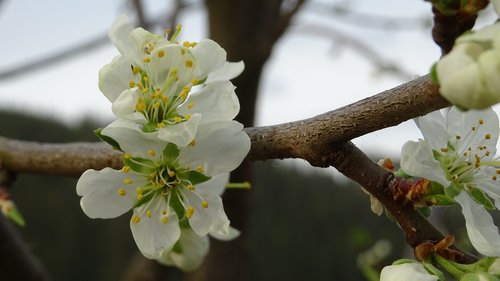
[76,16,250,271]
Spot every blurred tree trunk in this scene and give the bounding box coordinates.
[187,1,303,280]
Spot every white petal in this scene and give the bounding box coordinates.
[183,190,230,237]
[210,226,240,241]
[206,61,244,82]
[178,81,240,124]
[111,88,141,119]
[400,140,450,187]
[415,110,450,151]
[455,191,500,256]
[157,228,209,271]
[157,114,201,147]
[98,55,137,102]
[380,263,438,281]
[149,45,198,87]
[108,15,134,55]
[130,201,181,259]
[191,39,226,79]
[179,121,251,176]
[196,173,230,196]
[101,120,164,159]
[447,107,498,155]
[493,0,500,18]
[76,168,142,219]
[478,50,500,102]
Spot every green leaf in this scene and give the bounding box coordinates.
[430,62,439,84]
[94,128,121,150]
[417,206,432,217]
[162,143,180,164]
[468,187,495,210]
[7,208,25,227]
[181,170,211,185]
[124,157,156,174]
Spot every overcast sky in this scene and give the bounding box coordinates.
[0,0,497,165]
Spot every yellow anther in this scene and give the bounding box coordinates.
[124,178,133,184]
[183,41,190,47]
[479,119,484,125]
[162,210,167,215]
[146,210,152,218]
[493,176,498,181]
[190,42,197,47]
[168,170,176,177]
[143,76,149,83]
[132,65,141,75]
[186,207,194,219]
[202,201,209,208]
[174,116,182,123]
[165,28,171,37]
[187,184,195,191]
[136,187,143,194]
[143,56,151,63]
[180,49,186,56]
[496,170,500,174]
[192,79,201,85]
[157,50,165,58]
[129,80,136,88]
[124,153,132,159]
[152,102,160,109]
[148,149,156,156]
[187,102,194,109]
[440,148,448,153]
[118,188,127,196]
[136,102,146,112]
[122,165,130,173]
[142,87,149,94]
[456,135,461,140]
[486,133,492,140]
[137,194,143,201]
[157,122,166,128]
[162,96,169,102]
[136,82,144,90]
[161,216,169,224]
[132,215,141,224]
[185,114,192,120]
[188,140,196,147]
[197,165,204,173]
[472,126,477,131]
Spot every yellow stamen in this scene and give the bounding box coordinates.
[132,65,140,75]
[479,119,484,125]
[118,188,127,196]
[192,79,201,85]
[168,170,176,177]
[148,150,156,156]
[137,194,143,201]
[129,81,136,88]
[440,148,448,153]
[124,178,133,184]
[180,49,186,56]
[161,216,169,224]
[187,184,195,191]
[202,201,208,208]
[152,102,160,109]
[185,114,192,120]
[185,60,193,68]
[157,50,165,58]
[132,215,141,224]
[188,140,196,147]
[146,210,152,218]
[197,165,204,173]
[136,187,143,194]
[143,56,151,63]
[486,133,491,140]
[186,207,194,219]
[122,166,130,173]
[157,122,166,128]
[174,116,182,123]
[124,153,132,159]
[187,102,194,109]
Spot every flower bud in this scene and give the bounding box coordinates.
[436,23,500,109]
[380,263,439,281]
[460,272,500,281]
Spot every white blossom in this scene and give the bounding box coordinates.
[380,263,439,281]
[99,15,244,146]
[401,106,500,256]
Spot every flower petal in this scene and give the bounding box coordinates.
[98,55,137,102]
[178,81,239,124]
[157,228,209,271]
[401,140,450,187]
[183,189,230,237]
[111,88,141,119]
[210,225,240,241]
[130,200,181,259]
[206,61,244,82]
[196,173,229,196]
[101,120,164,159]
[179,121,251,176]
[108,15,134,55]
[380,263,438,281]
[455,191,500,256]
[191,39,226,79]
[415,110,450,151]
[157,114,201,147]
[76,168,142,219]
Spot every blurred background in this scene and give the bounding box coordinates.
[0,0,497,280]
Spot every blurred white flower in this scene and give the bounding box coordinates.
[380,263,439,281]
[401,106,500,256]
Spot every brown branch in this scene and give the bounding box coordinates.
[132,0,149,28]
[0,75,445,176]
[273,0,306,42]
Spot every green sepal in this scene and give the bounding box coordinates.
[162,143,180,164]
[427,181,446,195]
[392,258,419,265]
[468,187,495,210]
[423,260,445,281]
[180,170,211,185]
[169,189,185,220]
[94,128,121,150]
[133,190,156,208]
[124,157,156,174]
[430,62,439,84]
[142,123,158,133]
[445,183,462,199]
[418,206,432,217]
[7,208,25,227]
[171,240,183,254]
[394,169,411,178]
